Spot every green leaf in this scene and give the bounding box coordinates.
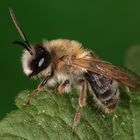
[0,89,140,140]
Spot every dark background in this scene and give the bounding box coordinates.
[0,0,140,119]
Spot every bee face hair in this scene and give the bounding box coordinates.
[22,44,51,77]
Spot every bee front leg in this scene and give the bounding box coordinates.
[72,80,87,135]
[26,75,52,105]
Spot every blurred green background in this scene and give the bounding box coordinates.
[0,0,140,120]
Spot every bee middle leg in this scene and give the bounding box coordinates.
[72,80,87,134]
[57,80,70,94]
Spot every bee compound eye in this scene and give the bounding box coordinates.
[38,58,45,67]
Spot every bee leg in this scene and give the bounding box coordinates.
[26,75,52,105]
[72,80,87,135]
[57,80,70,94]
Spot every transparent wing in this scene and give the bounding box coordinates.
[72,58,140,90]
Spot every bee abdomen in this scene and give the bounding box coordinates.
[84,71,119,112]
[99,89,119,112]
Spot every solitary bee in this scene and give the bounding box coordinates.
[9,8,140,133]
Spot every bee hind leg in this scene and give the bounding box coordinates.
[72,80,87,135]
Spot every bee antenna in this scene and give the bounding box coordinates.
[13,41,33,55]
[9,8,32,52]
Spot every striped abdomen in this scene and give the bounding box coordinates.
[84,71,119,112]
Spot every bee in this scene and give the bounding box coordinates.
[9,8,140,133]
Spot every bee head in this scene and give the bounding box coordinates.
[9,8,52,77]
[20,43,51,77]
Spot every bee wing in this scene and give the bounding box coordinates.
[72,58,140,90]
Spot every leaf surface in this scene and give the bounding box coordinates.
[0,89,140,140]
